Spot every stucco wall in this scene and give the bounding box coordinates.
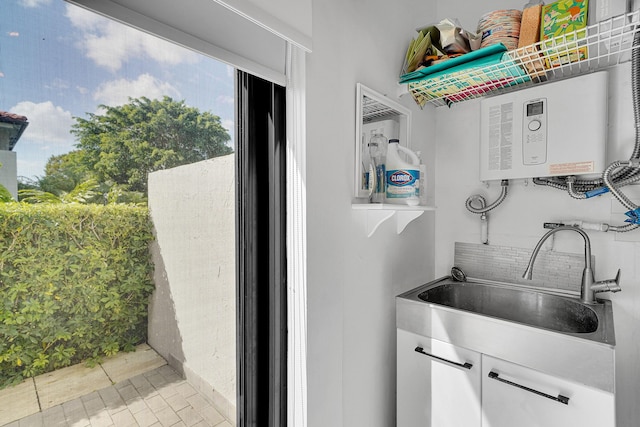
[147,154,236,423]
[0,151,17,200]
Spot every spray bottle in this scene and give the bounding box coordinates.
[368,131,387,203]
[385,139,420,206]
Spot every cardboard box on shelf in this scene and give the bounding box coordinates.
[540,0,589,68]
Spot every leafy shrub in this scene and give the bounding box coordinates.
[0,204,154,388]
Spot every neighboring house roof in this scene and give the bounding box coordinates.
[0,111,29,151]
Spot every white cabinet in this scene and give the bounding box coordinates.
[397,329,615,427]
[482,355,615,427]
[397,328,482,427]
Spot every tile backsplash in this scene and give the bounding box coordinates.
[453,242,595,293]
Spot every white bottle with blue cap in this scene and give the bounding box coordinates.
[385,139,421,206]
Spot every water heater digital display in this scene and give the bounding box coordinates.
[527,101,544,116]
[479,72,608,181]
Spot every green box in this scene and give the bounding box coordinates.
[540,0,589,67]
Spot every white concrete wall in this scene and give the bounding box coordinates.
[0,151,18,200]
[306,1,437,426]
[147,154,236,423]
[434,3,640,425]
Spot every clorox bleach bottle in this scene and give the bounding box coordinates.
[385,139,421,206]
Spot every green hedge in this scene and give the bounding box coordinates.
[0,204,154,388]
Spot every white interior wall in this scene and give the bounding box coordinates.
[214,0,312,50]
[434,2,640,426]
[305,1,436,426]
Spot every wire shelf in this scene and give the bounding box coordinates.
[362,94,400,122]
[406,9,640,108]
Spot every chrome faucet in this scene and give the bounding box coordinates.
[522,226,621,304]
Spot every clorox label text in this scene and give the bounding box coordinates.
[389,170,415,186]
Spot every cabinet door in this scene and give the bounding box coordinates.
[482,354,615,427]
[397,329,482,427]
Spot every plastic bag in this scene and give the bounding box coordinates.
[434,18,480,54]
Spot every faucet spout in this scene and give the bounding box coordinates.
[522,265,534,281]
[523,226,596,304]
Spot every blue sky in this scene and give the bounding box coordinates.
[0,0,235,180]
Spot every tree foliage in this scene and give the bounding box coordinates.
[19,179,100,204]
[38,150,93,196]
[0,185,13,203]
[70,96,233,193]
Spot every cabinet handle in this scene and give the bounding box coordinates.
[488,371,570,405]
[414,346,473,370]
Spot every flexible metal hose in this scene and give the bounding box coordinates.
[608,223,640,232]
[633,30,640,151]
[534,176,602,193]
[598,159,640,233]
[466,194,487,212]
[603,160,640,210]
[566,176,587,199]
[597,32,640,233]
[466,180,509,214]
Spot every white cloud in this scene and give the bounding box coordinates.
[217,95,234,106]
[18,0,51,7]
[222,119,234,146]
[63,3,104,31]
[222,119,234,134]
[10,101,75,149]
[45,78,70,91]
[0,72,4,78]
[65,4,199,72]
[93,74,181,107]
[9,32,19,37]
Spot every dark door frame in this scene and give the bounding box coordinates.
[235,71,287,427]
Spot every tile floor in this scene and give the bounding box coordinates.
[0,345,232,427]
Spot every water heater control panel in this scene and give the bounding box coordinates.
[522,98,547,165]
[480,72,608,181]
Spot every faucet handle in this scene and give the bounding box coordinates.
[613,268,621,286]
[592,269,622,294]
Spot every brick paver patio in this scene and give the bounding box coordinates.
[0,344,232,427]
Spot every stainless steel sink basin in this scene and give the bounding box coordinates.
[397,276,615,345]
[417,281,598,334]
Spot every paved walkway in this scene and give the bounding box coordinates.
[0,344,232,427]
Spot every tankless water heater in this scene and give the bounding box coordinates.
[479,71,608,181]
